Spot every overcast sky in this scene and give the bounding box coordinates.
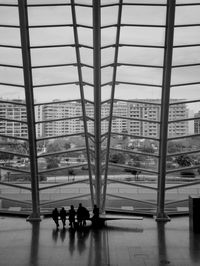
[0,0,200,111]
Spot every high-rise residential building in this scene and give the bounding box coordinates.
[128,99,189,138]
[0,99,189,138]
[194,111,200,134]
[0,99,28,138]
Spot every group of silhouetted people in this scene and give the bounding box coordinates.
[52,203,100,229]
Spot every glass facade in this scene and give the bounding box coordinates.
[0,0,200,220]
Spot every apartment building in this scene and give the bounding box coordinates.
[0,98,188,139]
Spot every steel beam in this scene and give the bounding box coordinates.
[71,0,94,206]
[93,0,102,209]
[18,0,41,221]
[102,0,123,211]
[156,0,176,222]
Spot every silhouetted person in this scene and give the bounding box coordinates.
[60,207,67,228]
[68,205,76,229]
[92,204,100,227]
[52,208,59,228]
[77,203,89,227]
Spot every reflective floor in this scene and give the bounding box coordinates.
[0,216,200,266]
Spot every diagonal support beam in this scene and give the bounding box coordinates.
[102,0,123,212]
[18,0,41,221]
[156,0,176,222]
[93,0,102,209]
[71,0,94,206]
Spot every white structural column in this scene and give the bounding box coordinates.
[18,0,40,221]
[156,0,176,221]
[93,0,102,209]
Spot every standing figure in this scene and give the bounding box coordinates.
[52,208,59,228]
[77,203,89,227]
[68,205,76,229]
[92,204,100,227]
[60,207,67,228]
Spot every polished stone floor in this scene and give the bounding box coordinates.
[0,216,200,266]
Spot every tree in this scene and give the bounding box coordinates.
[176,155,192,167]
[109,152,126,164]
[0,152,14,163]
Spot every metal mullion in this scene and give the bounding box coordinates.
[165,180,200,191]
[37,132,85,141]
[173,44,200,48]
[106,193,157,207]
[111,132,159,142]
[0,63,22,68]
[120,23,165,28]
[114,98,161,106]
[0,195,32,206]
[35,115,83,124]
[168,117,199,124]
[0,165,30,173]
[173,63,200,68]
[169,99,200,106]
[0,150,29,158]
[0,134,28,141]
[0,117,27,124]
[0,44,21,48]
[32,63,77,69]
[167,149,200,158]
[71,0,94,206]
[0,182,32,191]
[39,178,88,191]
[171,81,200,87]
[108,178,158,191]
[30,44,75,49]
[18,0,40,220]
[0,25,19,28]
[110,147,159,158]
[40,194,91,207]
[119,43,165,49]
[117,81,162,88]
[109,162,158,175]
[37,147,86,158]
[165,199,188,206]
[0,82,24,87]
[93,0,102,209]
[166,164,200,175]
[112,115,160,124]
[33,81,79,88]
[156,0,176,221]
[39,163,88,174]
[117,62,163,69]
[28,24,73,28]
[168,133,200,141]
[176,3,200,6]
[34,98,81,106]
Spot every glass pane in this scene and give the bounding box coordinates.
[120,27,165,46]
[29,27,74,46]
[75,6,92,26]
[121,6,166,25]
[116,66,162,85]
[118,47,164,66]
[0,6,19,26]
[31,47,76,66]
[28,6,72,26]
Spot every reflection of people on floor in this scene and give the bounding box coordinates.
[77,227,90,255]
[68,229,76,256]
[60,228,67,242]
[52,228,59,243]
[77,203,90,227]
[52,208,59,228]
[60,207,67,228]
